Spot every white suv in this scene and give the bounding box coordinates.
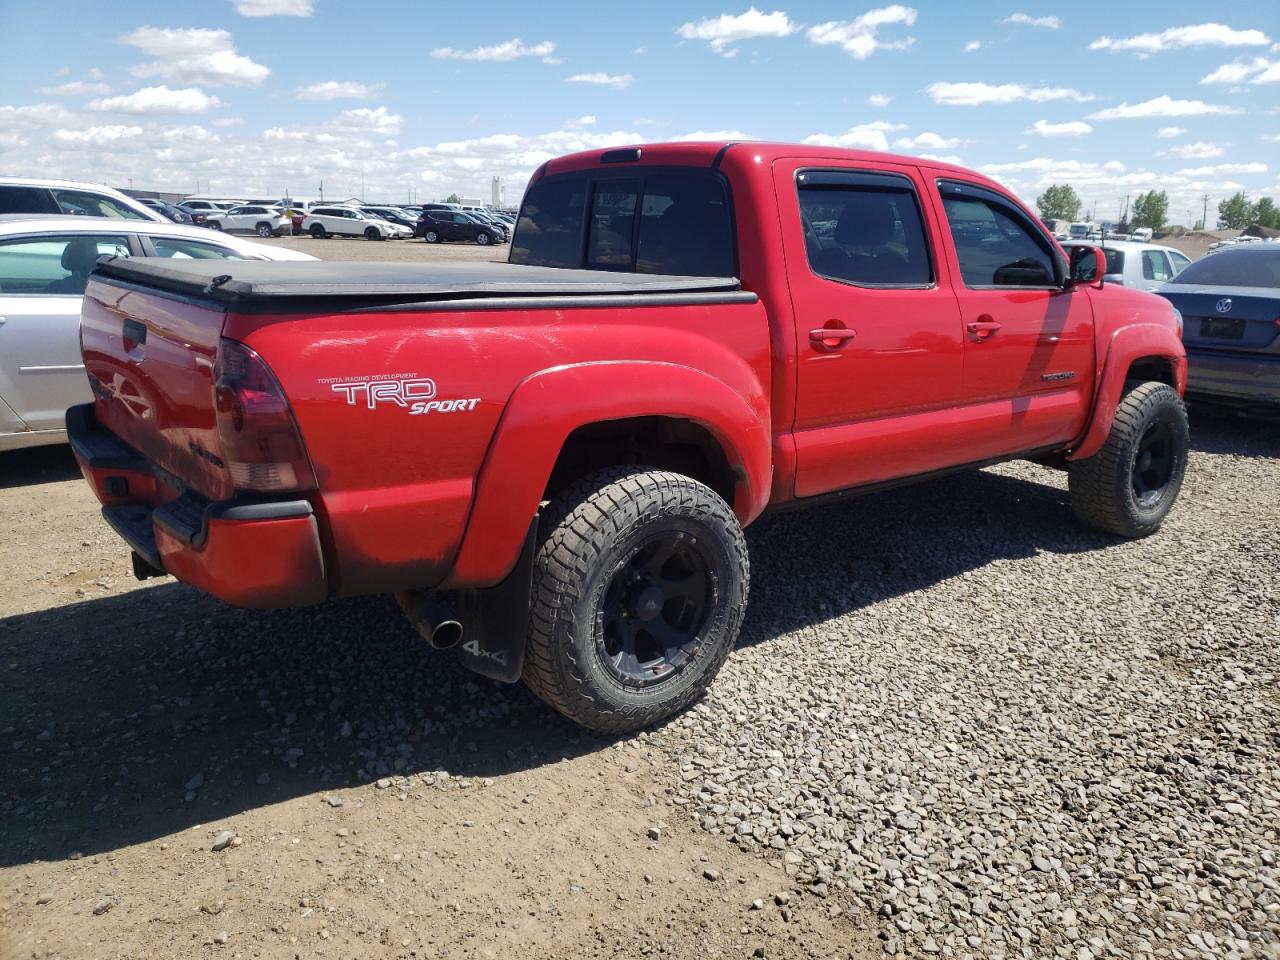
[204,204,292,237]
[0,177,165,222]
[302,206,412,240]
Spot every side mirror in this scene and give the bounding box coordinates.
[1067,245,1105,290]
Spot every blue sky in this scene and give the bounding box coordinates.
[1,0,1277,222]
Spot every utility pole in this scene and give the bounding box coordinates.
[1202,194,1209,231]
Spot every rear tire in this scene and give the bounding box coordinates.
[310,224,326,239]
[523,467,749,734]
[423,230,440,243]
[1068,381,1189,538]
[256,223,272,238]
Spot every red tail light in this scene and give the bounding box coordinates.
[213,338,316,492]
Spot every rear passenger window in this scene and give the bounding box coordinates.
[940,187,1058,287]
[0,185,59,215]
[1142,250,1173,282]
[636,174,735,277]
[0,235,130,295]
[797,171,932,287]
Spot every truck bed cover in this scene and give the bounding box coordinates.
[91,258,748,307]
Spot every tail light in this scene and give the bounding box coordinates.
[213,338,316,492]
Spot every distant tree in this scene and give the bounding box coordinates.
[1254,196,1280,230]
[1130,191,1169,231]
[1036,183,1082,221]
[1217,192,1254,230]
[444,192,461,204]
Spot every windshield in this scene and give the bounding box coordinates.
[1168,248,1280,288]
[1069,224,1089,238]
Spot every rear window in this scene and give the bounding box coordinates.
[1169,249,1280,289]
[511,171,735,277]
[1103,249,1124,274]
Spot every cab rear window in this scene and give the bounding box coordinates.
[511,170,735,277]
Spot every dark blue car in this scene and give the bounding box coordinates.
[1156,244,1280,409]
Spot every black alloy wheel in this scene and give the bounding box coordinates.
[599,531,713,689]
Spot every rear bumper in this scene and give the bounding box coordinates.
[1185,349,1280,405]
[67,403,327,608]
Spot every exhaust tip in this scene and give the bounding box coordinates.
[429,620,464,650]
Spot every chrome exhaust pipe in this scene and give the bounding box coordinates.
[396,590,464,650]
[428,619,464,650]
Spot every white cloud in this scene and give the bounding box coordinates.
[89,67,104,80]
[566,72,633,89]
[895,131,962,149]
[1027,119,1093,137]
[918,153,964,165]
[806,5,917,59]
[0,103,74,127]
[88,85,221,114]
[122,26,269,87]
[803,121,906,151]
[963,40,983,52]
[1201,57,1280,85]
[330,106,404,136]
[1156,126,1187,138]
[51,125,143,145]
[632,47,647,55]
[212,116,243,127]
[1088,95,1243,120]
[430,38,558,63]
[676,8,799,56]
[1004,13,1060,29]
[867,93,892,107]
[1263,133,1280,143]
[1090,23,1271,54]
[1175,162,1267,177]
[232,0,313,15]
[928,81,1094,106]
[1164,141,1225,159]
[294,80,385,100]
[669,129,758,141]
[37,80,112,96]
[565,115,597,128]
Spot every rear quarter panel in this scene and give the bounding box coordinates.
[228,298,770,595]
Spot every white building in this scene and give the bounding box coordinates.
[491,176,506,207]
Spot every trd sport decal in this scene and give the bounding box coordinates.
[319,373,480,416]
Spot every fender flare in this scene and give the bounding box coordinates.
[442,360,772,589]
[1069,323,1187,462]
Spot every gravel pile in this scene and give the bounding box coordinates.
[651,414,1279,960]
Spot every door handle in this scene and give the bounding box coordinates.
[809,325,857,350]
[966,317,1002,341]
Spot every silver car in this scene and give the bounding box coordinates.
[1061,239,1192,292]
[0,216,316,451]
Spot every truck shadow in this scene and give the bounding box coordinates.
[0,444,81,489]
[0,412,1265,866]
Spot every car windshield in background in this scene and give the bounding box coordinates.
[1169,248,1280,289]
[511,171,734,277]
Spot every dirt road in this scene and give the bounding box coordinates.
[0,445,876,960]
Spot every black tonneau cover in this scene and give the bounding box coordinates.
[92,258,744,306]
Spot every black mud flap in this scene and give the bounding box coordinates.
[449,521,537,684]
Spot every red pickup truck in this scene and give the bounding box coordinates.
[69,141,1189,732]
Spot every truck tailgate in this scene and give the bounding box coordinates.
[81,273,234,501]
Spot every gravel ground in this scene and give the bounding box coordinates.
[651,410,1280,960]
[254,233,507,263]
[1,227,1276,957]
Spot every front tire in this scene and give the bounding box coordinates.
[364,226,382,241]
[309,224,326,239]
[523,467,749,733]
[476,231,492,246]
[207,221,222,231]
[1069,381,1189,538]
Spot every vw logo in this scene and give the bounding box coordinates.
[1215,298,1233,314]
